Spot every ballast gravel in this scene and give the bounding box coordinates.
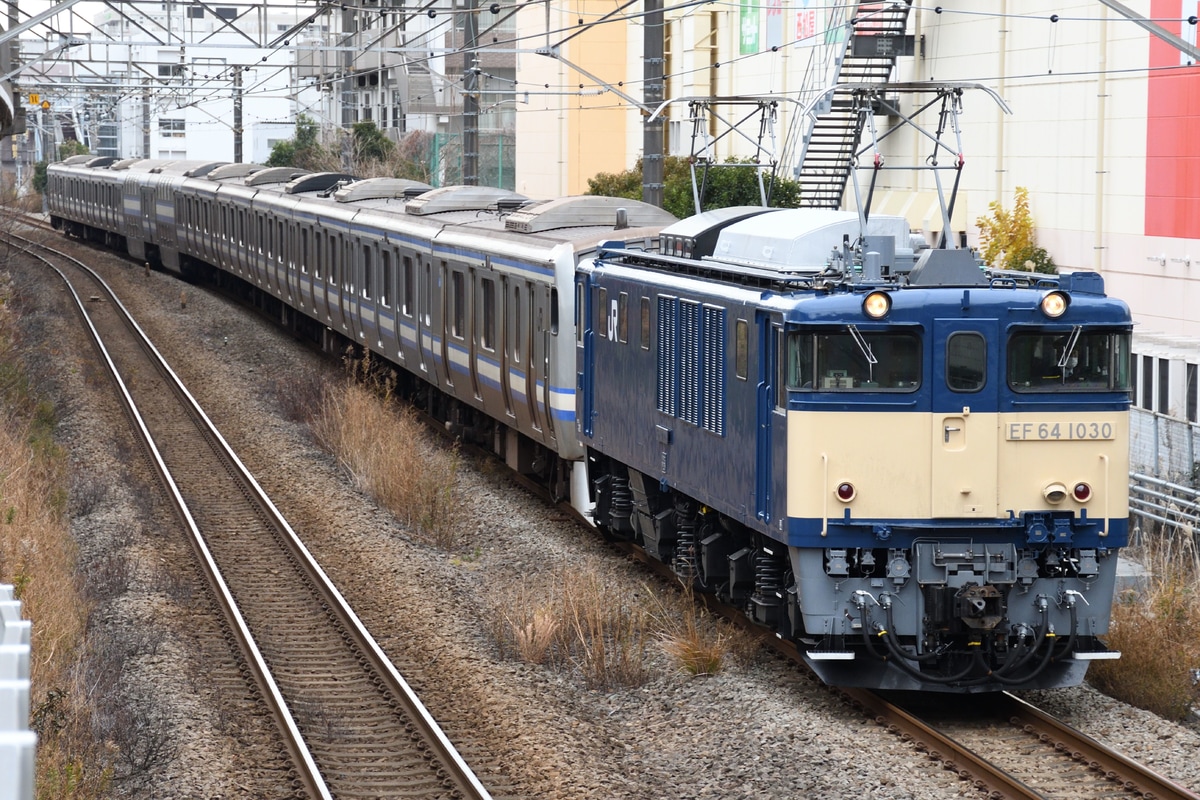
[8,228,1200,799]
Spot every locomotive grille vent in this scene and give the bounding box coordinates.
[657,297,677,416]
[701,305,726,436]
[680,300,700,426]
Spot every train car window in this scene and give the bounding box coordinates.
[451,271,465,338]
[776,328,787,408]
[735,319,748,380]
[597,288,608,339]
[1007,330,1131,392]
[330,234,340,286]
[513,286,522,362]
[402,256,414,316]
[481,277,496,351]
[260,215,267,256]
[618,293,629,344]
[380,249,392,306]
[278,221,285,265]
[362,245,373,299]
[422,262,432,325]
[313,231,322,277]
[300,229,309,274]
[575,283,585,344]
[550,288,559,335]
[946,332,986,392]
[787,330,920,391]
[640,297,650,350]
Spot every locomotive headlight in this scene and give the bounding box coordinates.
[863,291,891,319]
[1043,483,1068,504]
[835,482,856,502]
[1040,291,1069,318]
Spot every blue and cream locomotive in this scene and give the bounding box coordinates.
[45,156,1132,692]
[579,208,1131,691]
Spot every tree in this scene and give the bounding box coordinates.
[975,186,1056,274]
[265,114,328,169]
[351,121,394,163]
[33,141,91,193]
[587,156,804,218]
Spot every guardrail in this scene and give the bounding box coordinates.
[0,584,35,800]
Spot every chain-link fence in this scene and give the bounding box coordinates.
[1129,408,1200,542]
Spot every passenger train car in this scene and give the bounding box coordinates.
[46,156,1133,692]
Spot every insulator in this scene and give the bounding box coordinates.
[672,499,699,580]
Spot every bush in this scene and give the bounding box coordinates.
[587,156,804,219]
[975,186,1057,273]
[309,364,465,549]
[1088,529,1200,720]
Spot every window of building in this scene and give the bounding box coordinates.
[187,5,204,18]
[159,118,185,138]
[215,7,237,20]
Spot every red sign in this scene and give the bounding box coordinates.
[1145,1,1200,237]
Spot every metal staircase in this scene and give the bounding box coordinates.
[789,2,913,208]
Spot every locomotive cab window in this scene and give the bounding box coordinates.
[946,332,986,392]
[787,328,921,391]
[1007,329,1131,392]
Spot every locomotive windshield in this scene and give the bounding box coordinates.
[1007,329,1131,391]
[787,329,921,391]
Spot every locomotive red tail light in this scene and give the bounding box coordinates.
[1073,482,1092,502]
[836,482,856,502]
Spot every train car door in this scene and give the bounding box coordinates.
[499,276,514,419]
[542,286,559,449]
[576,274,595,438]
[931,318,1000,517]
[754,314,781,523]
[349,240,367,344]
[418,259,434,375]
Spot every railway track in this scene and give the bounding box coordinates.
[6,227,494,800]
[17,210,1199,800]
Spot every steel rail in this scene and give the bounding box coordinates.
[15,230,492,800]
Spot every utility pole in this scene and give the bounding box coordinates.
[142,79,150,157]
[642,0,664,208]
[233,67,243,163]
[462,0,479,185]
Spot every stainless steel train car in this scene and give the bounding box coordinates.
[46,156,1133,692]
[47,155,675,516]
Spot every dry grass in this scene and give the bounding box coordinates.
[0,299,109,795]
[492,560,652,689]
[492,564,748,688]
[1089,527,1200,721]
[310,371,466,549]
[650,586,735,677]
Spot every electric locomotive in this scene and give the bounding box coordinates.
[578,207,1131,692]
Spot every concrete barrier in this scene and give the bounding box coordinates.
[0,585,34,800]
